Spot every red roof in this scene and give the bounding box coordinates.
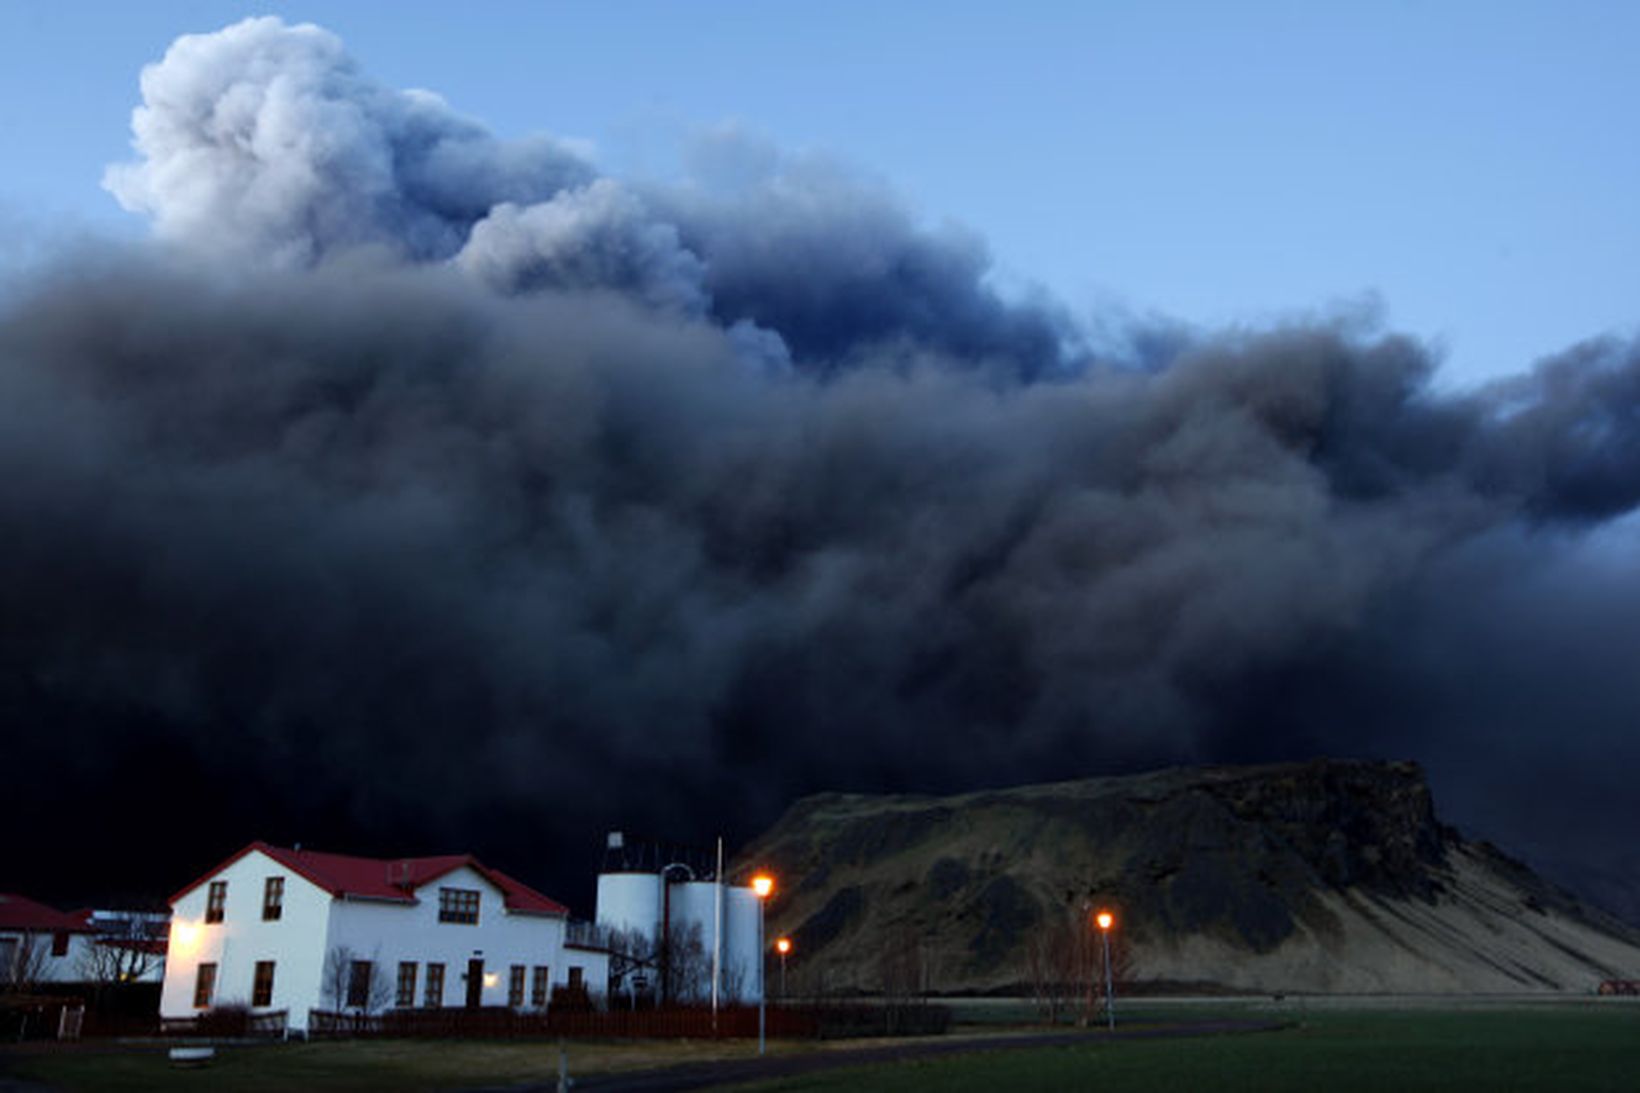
[169,841,568,916]
[0,894,97,934]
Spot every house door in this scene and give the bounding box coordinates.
[466,959,484,1008]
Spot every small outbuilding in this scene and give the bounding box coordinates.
[0,893,100,987]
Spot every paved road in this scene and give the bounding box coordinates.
[491,1019,1288,1093]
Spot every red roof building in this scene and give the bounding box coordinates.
[161,840,602,1033]
[0,894,98,935]
[170,841,567,916]
[1,893,102,987]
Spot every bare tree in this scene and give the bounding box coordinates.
[1025,900,1137,1026]
[1,932,51,993]
[321,945,351,1011]
[603,925,657,1004]
[76,918,163,995]
[1103,917,1136,996]
[1024,920,1064,1023]
[875,923,942,1035]
[663,921,709,1004]
[602,922,713,1005]
[322,945,393,1014]
[1025,906,1104,1025]
[719,957,746,1005]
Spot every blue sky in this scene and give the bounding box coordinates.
[3,0,1636,386]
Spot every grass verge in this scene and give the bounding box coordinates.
[734,1005,1640,1092]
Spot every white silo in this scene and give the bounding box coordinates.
[596,870,663,938]
[666,880,721,1002]
[594,831,664,941]
[669,880,720,941]
[724,884,765,1003]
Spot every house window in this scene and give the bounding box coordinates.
[205,881,227,924]
[52,932,69,957]
[396,962,418,1007]
[531,966,549,1007]
[424,962,445,1007]
[262,877,284,921]
[438,887,480,924]
[252,961,276,1007]
[193,962,217,1008]
[508,965,525,1008]
[346,960,374,1009]
[567,966,583,990]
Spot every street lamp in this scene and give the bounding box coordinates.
[1095,910,1115,1031]
[751,873,775,1056]
[775,937,792,1001]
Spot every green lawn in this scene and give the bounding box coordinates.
[7,1003,1638,1092]
[3,1037,751,1092]
[739,1006,1640,1093]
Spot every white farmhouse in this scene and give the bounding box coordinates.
[161,841,607,1032]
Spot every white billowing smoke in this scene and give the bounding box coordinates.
[102,16,1058,379]
[102,16,810,363]
[456,181,710,315]
[104,16,594,268]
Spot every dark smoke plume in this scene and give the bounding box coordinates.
[5,17,1640,912]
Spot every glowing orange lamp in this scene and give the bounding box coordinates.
[774,936,793,1001]
[751,872,776,1055]
[1094,908,1116,1030]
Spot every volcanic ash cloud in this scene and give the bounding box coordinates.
[4,15,1639,898]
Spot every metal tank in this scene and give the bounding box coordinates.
[724,884,764,1003]
[668,880,720,943]
[665,880,722,1002]
[595,871,663,940]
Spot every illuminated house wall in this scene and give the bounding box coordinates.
[161,842,594,1032]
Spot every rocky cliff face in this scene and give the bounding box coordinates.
[738,759,1640,994]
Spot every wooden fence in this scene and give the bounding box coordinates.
[305,1002,949,1040]
[0,996,84,1042]
[159,1008,289,1037]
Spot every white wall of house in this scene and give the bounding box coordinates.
[324,865,567,1012]
[161,849,336,1026]
[562,944,610,999]
[162,853,578,1031]
[0,929,98,984]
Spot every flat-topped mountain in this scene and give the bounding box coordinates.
[739,759,1640,994]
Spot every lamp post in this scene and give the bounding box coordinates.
[1095,910,1115,1031]
[752,873,774,1056]
[775,937,792,1001]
